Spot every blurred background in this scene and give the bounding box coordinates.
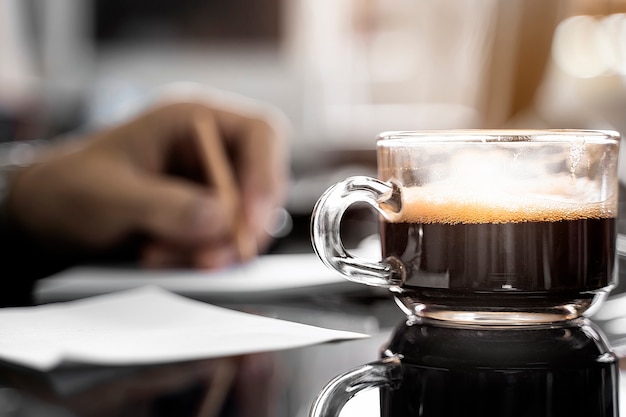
[2,2,626,416]
[2,0,626,253]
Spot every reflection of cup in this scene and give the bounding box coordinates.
[309,318,619,417]
[311,130,620,325]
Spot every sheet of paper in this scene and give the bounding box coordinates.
[0,286,368,371]
[35,252,371,304]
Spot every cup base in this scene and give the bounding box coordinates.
[394,288,611,326]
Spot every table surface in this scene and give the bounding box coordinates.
[2,254,626,417]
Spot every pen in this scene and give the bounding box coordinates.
[193,114,247,416]
[193,113,257,262]
[195,357,238,417]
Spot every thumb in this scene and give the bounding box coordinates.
[127,176,234,245]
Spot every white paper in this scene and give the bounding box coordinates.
[35,253,368,303]
[0,286,368,371]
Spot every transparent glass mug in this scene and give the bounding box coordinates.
[311,130,620,325]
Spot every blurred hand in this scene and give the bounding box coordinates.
[6,96,289,269]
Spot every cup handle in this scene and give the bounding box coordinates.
[311,176,405,287]
[309,356,402,417]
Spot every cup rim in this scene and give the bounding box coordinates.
[377,129,621,145]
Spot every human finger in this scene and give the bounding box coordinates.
[203,104,290,252]
[141,240,238,269]
[120,175,234,246]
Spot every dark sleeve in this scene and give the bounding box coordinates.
[0,139,79,306]
[0,206,74,307]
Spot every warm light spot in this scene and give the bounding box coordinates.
[552,15,613,78]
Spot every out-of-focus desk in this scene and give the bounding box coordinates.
[2,301,626,417]
[0,293,399,417]
[3,250,626,417]
[0,251,402,417]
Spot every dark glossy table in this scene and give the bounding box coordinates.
[3,254,626,417]
[0,288,400,417]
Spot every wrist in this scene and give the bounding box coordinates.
[0,139,48,218]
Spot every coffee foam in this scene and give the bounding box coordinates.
[387,184,616,224]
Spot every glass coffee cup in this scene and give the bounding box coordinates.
[311,130,620,325]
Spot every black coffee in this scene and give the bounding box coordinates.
[380,186,616,310]
[379,320,618,417]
